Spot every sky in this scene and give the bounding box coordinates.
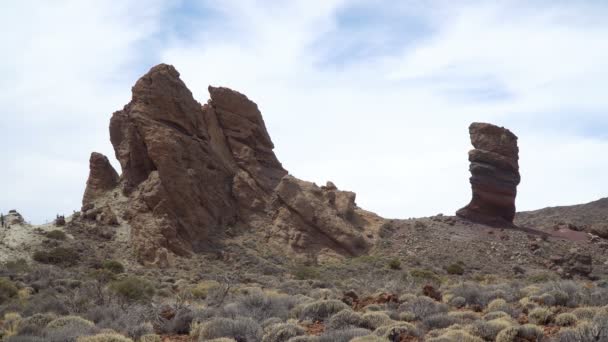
[1,0,608,224]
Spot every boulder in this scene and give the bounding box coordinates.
[456,123,520,226]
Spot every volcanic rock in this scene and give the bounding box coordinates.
[83,63,380,265]
[82,152,119,207]
[457,122,520,226]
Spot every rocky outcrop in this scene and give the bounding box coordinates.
[456,122,520,226]
[83,64,379,265]
[82,152,119,207]
[270,176,370,256]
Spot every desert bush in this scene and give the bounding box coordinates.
[350,336,385,342]
[471,318,512,340]
[46,316,95,330]
[571,307,597,320]
[388,259,401,270]
[450,296,466,308]
[447,311,478,322]
[33,247,78,265]
[46,230,67,241]
[423,313,459,330]
[398,312,415,322]
[445,263,464,275]
[483,311,510,321]
[195,317,262,342]
[224,290,300,322]
[292,300,349,321]
[427,329,484,342]
[291,265,320,280]
[401,296,448,320]
[1,312,22,338]
[316,328,371,342]
[528,307,553,325]
[3,259,30,275]
[360,312,393,329]
[139,334,161,342]
[108,277,154,303]
[76,333,133,342]
[448,283,487,307]
[487,299,510,313]
[43,315,96,342]
[190,280,220,300]
[555,313,577,327]
[0,278,18,304]
[326,310,363,330]
[373,322,419,339]
[4,336,46,342]
[496,324,543,342]
[17,313,57,336]
[410,268,441,284]
[262,323,305,342]
[539,293,556,306]
[101,261,124,274]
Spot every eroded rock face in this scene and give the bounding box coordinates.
[82,152,119,207]
[456,122,520,226]
[83,63,378,265]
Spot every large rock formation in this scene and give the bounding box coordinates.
[83,64,380,265]
[456,122,520,226]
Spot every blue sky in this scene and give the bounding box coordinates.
[1,0,608,223]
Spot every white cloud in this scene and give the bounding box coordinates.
[1,0,607,223]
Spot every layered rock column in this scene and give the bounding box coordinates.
[456,122,520,226]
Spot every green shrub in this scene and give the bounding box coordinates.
[291,265,320,280]
[46,230,67,240]
[388,258,401,270]
[445,263,464,275]
[487,298,510,313]
[102,260,125,274]
[17,312,57,334]
[427,329,484,342]
[0,277,18,304]
[109,276,155,303]
[33,247,78,265]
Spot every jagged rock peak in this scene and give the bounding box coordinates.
[82,152,119,208]
[456,122,520,226]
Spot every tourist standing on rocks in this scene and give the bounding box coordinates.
[1,213,4,228]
